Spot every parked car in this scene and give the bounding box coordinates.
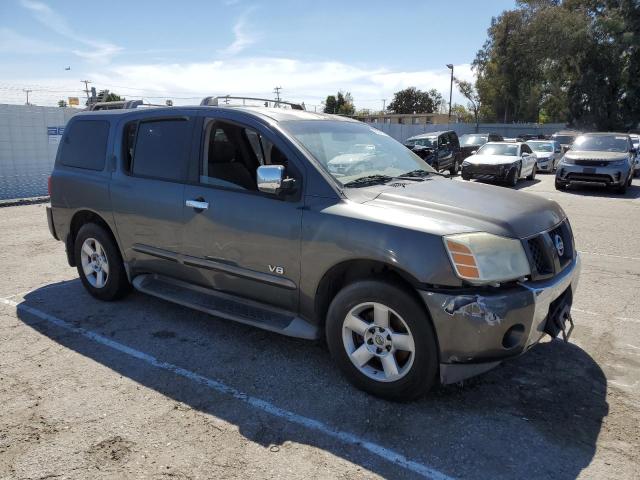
[518,133,546,141]
[461,142,538,186]
[551,130,581,153]
[47,99,580,400]
[526,140,562,172]
[555,133,635,193]
[630,134,640,177]
[404,130,461,175]
[458,133,504,161]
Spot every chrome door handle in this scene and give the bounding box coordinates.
[186,199,209,210]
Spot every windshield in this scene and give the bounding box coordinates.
[282,120,435,186]
[477,143,519,156]
[406,137,437,148]
[552,135,576,145]
[459,134,488,146]
[572,135,629,153]
[527,141,553,152]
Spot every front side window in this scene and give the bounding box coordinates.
[130,119,191,181]
[282,120,435,186]
[60,120,109,170]
[201,121,291,191]
[477,143,519,156]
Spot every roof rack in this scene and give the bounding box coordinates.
[88,100,165,111]
[200,96,305,110]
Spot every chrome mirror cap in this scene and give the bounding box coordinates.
[257,165,285,194]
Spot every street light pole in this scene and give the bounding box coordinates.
[446,64,454,123]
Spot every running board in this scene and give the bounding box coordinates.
[132,274,318,340]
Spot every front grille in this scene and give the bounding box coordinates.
[523,219,575,280]
[574,159,609,167]
[566,173,613,183]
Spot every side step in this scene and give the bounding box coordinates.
[132,274,318,340]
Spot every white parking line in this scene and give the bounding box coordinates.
[0,296,454,480]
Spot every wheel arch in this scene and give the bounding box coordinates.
[66,209,119,267]
[314,259,440,350]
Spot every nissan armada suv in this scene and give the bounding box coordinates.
[47,98,581,400]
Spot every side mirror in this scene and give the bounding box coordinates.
[630,147,637,154]
[257,165,295,195]
[471,150,477,155]
[522,152,530,157]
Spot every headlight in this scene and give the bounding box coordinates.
[462,161,470,167]
[560,157,575,165]
[443,232,531,284]
[609,159,627,166]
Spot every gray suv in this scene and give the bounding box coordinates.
[46,99,581,400]
[555,132,635,193]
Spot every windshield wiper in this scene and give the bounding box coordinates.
[396,169,450,180]
[342,174,394,188]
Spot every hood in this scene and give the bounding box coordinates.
[344,178,565,239]
[564,150,628,161]
[464,154,521,166]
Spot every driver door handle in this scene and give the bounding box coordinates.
[186,199,209,211]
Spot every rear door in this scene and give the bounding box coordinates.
[110,114,195,279]
[179,114,304,312]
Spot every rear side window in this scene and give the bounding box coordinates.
[130,119,191,181]
[59,120,109,171]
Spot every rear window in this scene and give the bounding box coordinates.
[131,119,191,181]
[59,120,110,171]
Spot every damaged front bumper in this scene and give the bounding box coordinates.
[420,254,581,384]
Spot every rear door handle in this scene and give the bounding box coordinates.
[186,199,209,211]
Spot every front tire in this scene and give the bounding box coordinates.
[326,281,438,401]
[449,159,459,176]
[526,163,537,180]
[506,166,519,187]
[555,179,567,190]
[75,223,130,301]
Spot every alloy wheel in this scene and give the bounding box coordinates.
[80,237,109,288]
[342,302,416,382]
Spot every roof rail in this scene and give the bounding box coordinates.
[87,100,167,111]
[200,96,305,110]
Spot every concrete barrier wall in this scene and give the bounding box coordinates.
[0,104,78,200]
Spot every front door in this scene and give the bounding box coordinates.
[180,116,303,312]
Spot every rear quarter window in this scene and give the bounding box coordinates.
[59,120,110,171]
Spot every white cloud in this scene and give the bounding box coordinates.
[20,0,122,63]
[219,12,258,56]
[0,27,63,54]
[85,58,475,109]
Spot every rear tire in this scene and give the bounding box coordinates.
[326,280,438,401]
[74,223,131,301]
[449,159,459,176]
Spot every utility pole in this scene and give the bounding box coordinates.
[23,89,32,105]
[446,64,454,123]
[273,86,282,107]
[80,80,92,100]
[381,99,386,113]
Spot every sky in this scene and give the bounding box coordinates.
[0,0,516,111]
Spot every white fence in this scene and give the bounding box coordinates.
[0,104,78,200]
[368,122,566,143]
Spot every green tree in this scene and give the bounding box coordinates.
[323,91,355,115]
[97,89,125,102]
[454,79,481,130]
[386,87,443,114]
[451,104,474,123]
[57,100,67,108]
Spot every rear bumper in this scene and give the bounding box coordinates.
[556,163,630,185]
[46,205,58,240]
[420,254,581,384]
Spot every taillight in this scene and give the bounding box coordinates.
[47,175,52,196]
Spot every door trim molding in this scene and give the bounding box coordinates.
[132,243,297,290]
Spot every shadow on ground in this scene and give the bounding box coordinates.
[14,280,609,479]
[559,182,640,199]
